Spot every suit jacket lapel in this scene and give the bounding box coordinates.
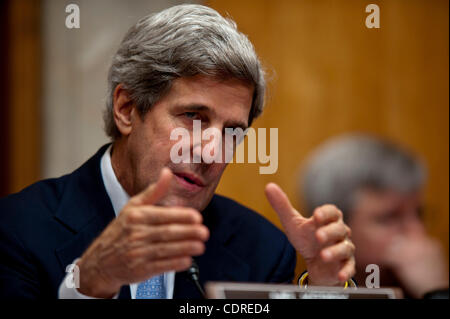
[53,144,134,298]
[53,145,117,280]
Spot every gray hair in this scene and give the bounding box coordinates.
[300,134,426,220]
[104,4,266,139]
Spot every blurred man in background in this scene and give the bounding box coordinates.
[299,134,448,298]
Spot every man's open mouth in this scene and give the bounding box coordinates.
[173,172,205,191]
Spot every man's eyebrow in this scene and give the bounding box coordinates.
[173,104,211,112]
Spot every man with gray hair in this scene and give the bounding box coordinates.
[0,4,355,299]
[300,134,448,298]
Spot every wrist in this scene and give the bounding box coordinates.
[304,267,340,286]
[76,258,121,298]
[299,271,356,288]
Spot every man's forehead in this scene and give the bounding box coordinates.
[172,74,254,95]
[168,75,254,125]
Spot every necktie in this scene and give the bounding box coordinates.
[136,274,166,299]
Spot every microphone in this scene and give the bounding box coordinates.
[187,260,205,298]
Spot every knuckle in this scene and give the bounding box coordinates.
[124,249,139,265]
[121,222,134,236]
[146,247,159,260]
[324,204,342,217]
[157,227,169,242]
[125,250,137,260]
[127,197,139,206]
[127,228,146,242]
[321,250,330,262]
[125,209,142,225]
[315,230,325,243]
[158,225,175,241]
[349,242,356,253]
[166,225,178,237]
[148,210,162,224]
[313,206,323,215]
[153,246,166,259]
[338,223,347,236]
[313,208,323,220]
[345,225,351,234]
[322,204,337,211]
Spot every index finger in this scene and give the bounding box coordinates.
[313,204,343,226]
[138,206,203,225]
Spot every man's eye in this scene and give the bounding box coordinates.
[184,112,198,119]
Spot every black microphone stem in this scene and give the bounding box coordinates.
[188,260,206,298]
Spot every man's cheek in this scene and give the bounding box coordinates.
[213,161,228,174]
[208,165,227,188]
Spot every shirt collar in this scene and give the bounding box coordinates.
[100,145,130,217]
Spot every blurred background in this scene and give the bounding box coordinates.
[1,0,448,280]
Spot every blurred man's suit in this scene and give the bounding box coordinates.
[0,144,295,298]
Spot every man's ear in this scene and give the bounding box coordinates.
[113,84,135,136]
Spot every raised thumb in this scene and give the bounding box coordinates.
[132,167,173,206]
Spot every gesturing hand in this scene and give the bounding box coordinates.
[265,183,355,286]
[77,168,209,298]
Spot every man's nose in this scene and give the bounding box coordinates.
[192,139,203,163]
[192,126,224,163]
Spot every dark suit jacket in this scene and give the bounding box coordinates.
[0,145,296,299]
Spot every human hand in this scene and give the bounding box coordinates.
[77,168,209,298]
[265,183,355,286]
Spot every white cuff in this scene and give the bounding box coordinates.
[58,259,119,299]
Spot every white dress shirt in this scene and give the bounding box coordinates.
[59,145,175,299]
